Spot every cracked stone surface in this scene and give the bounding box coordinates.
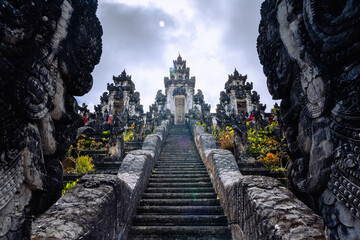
[32,175,120,240]
[239,176,325,240]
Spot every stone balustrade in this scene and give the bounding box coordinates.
[32,120,170,240]
[188,119,325,239]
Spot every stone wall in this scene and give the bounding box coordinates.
[239,176,325,239]
[32,120,169,240]
[188,120,325,239]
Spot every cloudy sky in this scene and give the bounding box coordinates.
[77,0,277,113]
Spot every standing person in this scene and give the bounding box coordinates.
[108,113,113,124]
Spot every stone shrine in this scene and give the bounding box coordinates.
[164,54,196,125]
[189,89,212,128]
[258,0,360,238]
[147,90,168,133]
[216,69,266,130]
[96,70,144,141]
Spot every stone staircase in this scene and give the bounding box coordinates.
[129,125,232,239]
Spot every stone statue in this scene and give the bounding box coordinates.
[258,0,360,238]
[231,112,249,159]
[107,112,125,161]
[0,1,102,239]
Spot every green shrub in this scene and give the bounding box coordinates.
[123,123,135,142]
[219,126,234,153]
[247,122,289,170]
[62,179,79,195]
[76,155,94,174]
[102,130,110,138]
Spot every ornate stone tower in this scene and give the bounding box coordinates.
[97,70,143,119]
[107,70,136,115]
[96,70,144,138]
[225,69,255,114]
[216,69,266,129]
[164,54,195,125]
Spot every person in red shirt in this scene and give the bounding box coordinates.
[108,113,113,124]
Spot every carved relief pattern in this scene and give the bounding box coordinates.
[258,0,360,238]
[0,0,102,238]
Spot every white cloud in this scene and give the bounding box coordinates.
[83,1,278,113]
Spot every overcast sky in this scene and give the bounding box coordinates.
[77,0,277,113]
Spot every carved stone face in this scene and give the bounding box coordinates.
[0,0,102,238]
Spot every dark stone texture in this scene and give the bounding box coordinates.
[32,175,120,240]
[147,90,170,132]
[117,150,154,239]
[0,0,102,239]
[141,135,161,159]
[257,0,360,238]
[186,90,212,128]
[189,121,325,239]
[239,176,325,240]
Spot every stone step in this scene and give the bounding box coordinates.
[158,157,199,159]
[129,125,231,239]
[155,161,203,165]
[142,192,217,199]
[148,177,211,183]
[153,167,206,171]
[132,215,228,226]
[158,155,199,158]
[156,160,203,163]
[139,198,220,206]
[130,236,230,240]
[145,187,214,193]
[152,170,208,174]
[160,149,198,152]
[157,159,201,162]
[136,206,224,215]
[130,226,231,237]
[150,173,209,178]
[148,182,213,188]
[154,164,205,168]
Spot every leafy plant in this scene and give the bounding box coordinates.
[123,123,135,142]
[195,121,207,131]
[212,125,220,140]
[76,134,106,150]
[247,122,289,171]
[102,130,110,138]
[219,126,234,153]
[76,155,94,174]
[62,178,79,195]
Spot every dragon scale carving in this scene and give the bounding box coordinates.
[258,0,360,238]
[0,0,102,238]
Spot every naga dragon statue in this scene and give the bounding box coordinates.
[257,0,360,238]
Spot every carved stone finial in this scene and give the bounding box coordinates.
[234,68,239,76]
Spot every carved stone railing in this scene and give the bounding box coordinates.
[32,120,170,240]
[188,119,325,239]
